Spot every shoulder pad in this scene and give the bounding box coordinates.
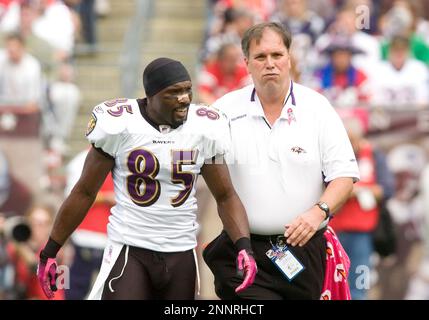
[187,103,228,123]
[90,98,136,135]
[186,103,229,140]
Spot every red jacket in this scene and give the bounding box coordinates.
[330,143,379,232]
[76,173,113,234]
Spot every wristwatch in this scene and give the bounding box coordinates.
[316,201,331,220]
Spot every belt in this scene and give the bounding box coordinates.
[250,227,327,242]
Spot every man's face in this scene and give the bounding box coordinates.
[151,80,193,128]
[283,0,306,17]
[20,6,36,30]
[331,49,353,73]
[245,28,291,94]
[389,46,409,70]
[335,11,356,35]
[236,16,254,37]
[219,45,242,75]
[7,39,24,64]
[29,208,53,245]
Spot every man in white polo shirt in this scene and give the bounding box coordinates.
[203,22,360,299]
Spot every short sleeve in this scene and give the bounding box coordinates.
[319,100,360,183]
[202,109,232,161]
[85,111,121,158]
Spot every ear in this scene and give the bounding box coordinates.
[244,56,250,71]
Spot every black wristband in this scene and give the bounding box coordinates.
[234,237,253,254]
[40,237,62,260]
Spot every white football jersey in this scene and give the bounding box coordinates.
[86,98,230,252]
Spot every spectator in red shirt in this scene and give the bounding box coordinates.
[198,43,251,105]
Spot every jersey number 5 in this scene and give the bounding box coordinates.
[126,149,196,207]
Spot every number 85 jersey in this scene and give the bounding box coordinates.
[86,98,230,252]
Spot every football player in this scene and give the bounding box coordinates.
[37,58,257,299]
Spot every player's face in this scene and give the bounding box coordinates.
[245,28,291,95]
[154,80,193,128]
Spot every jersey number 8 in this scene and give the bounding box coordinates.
[126,148,196,207]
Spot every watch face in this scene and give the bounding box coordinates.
[319,202,329,212]
[317,202,330,220]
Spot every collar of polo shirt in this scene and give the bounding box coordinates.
[248,80,297,119]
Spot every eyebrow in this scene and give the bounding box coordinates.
[252,50,285,57]
[165,86,192,93]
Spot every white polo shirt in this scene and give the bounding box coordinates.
[213,82,360,235]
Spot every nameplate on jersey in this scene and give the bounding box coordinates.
[266,240,304,281]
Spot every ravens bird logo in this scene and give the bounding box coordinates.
[86,114,97,136]
[291,146,306,154]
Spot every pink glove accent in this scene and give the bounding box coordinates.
[37,257,58,299]
[235,249,257,293]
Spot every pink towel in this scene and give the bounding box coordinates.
[320,226,351,300]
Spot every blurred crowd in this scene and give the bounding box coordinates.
[0,0,111,299]
[0,0,112,192]
[197,0,429,108]
[1,0,429,299]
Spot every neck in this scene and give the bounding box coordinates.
[259,94,285,112]
[258,93,287,126]
[290,9,305,19]
[257,80,290,108]
[392,62,405,71]
[20,27,31,37]
[256,80,291,126]
[138,98,162,131]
